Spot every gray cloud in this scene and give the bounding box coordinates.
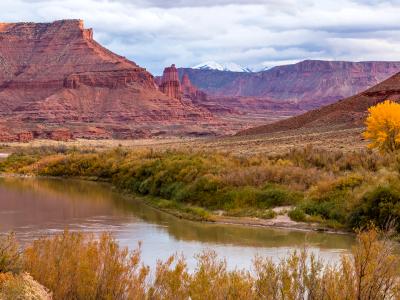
[112,0,287,8]
[1,0,400,74]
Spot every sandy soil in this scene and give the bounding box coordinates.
[211,206,345,234]
[212,214,341,233]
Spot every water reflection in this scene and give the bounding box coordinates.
[0,177,355,269]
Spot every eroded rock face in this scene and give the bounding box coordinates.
[0,20,217,141]
[159,64,182,100]
[17,132,34,143]
[181,74,196,96]
[157,69,208,103]
[181,73,208,103]
[49,128,73,141]
[0,129,14,142]
[0,128,33,142]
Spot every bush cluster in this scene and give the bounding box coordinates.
[1,228,399,300]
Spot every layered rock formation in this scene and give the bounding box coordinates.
[157,67,207,103]
[181,74,196,95]
[0,20,217,141]
[181,74,208,103]
[238,71,400,136]
[159,64,182,100]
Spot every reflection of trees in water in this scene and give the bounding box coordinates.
[111,189,355,250]
[163,220,354,249]
[0,177,116,203]
[0,177,354,250]
[0,177,122,229]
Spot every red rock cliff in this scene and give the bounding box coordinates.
[181,73,197,95]
[181,73,208,103]
[0,20,217,139]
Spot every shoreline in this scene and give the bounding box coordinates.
[0,173,351,236]
[210,215,351,235]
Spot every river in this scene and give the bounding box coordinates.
[0,177,354,270]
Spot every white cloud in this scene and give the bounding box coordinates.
[1,0,400,74]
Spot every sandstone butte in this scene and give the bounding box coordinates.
[0,20,218,142]
[157,65,208,104]
[159,64,183,100]
[238,71,400,136]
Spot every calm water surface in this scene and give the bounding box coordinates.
[0,177,354,270]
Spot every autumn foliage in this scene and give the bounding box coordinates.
[5,228,398,299]
[364,100,400,152]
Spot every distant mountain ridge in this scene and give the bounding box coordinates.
[192,61,252,73]
[179,60,400,109]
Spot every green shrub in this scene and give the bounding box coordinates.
[288,208,306,222]
[350,185,400,232]
[156,199,179,209]
[335,174,364,190]
[256,185,301,208]
[184,206,211,221]
[303,201,343,223]
[226,208,276,219]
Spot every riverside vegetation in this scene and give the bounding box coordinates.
[1,144,400,232]
[0,227,399,299]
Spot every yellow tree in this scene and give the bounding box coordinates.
[364,100,400,152]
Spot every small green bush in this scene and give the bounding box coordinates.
[226,208,276,219]
[350,185,400,232]
[256,185,301,208]
[288,208,306,222]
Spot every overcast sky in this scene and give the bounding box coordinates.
[2,0,400,74]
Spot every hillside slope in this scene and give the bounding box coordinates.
[238,72,400,136]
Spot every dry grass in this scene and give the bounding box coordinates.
[2,126,367,156]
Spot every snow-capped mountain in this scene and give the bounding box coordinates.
[193,61,252,73]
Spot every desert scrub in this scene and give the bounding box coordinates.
[0,233,22,274]
[0,233,51,300]
[225,208,276,219]
[0,145,81,173]
[0,273,51,300]
[18,228,400,300]
[149,197,212,221]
